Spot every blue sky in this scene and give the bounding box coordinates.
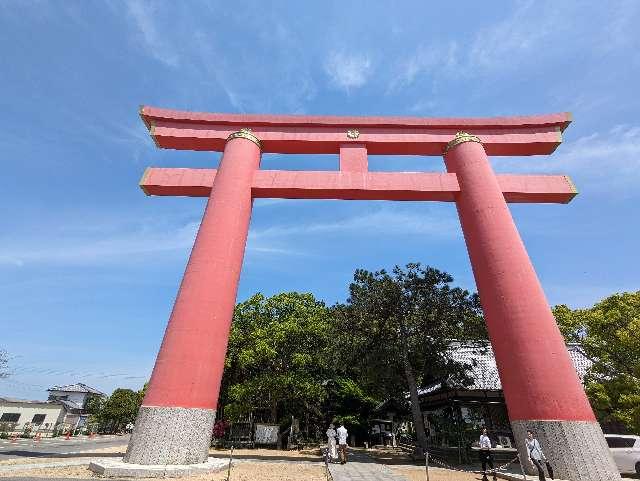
[1,1,639,400]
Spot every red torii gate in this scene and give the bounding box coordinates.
[125,107,619,481]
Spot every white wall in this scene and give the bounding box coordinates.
[0,401,64,435]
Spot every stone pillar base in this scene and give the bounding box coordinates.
[124,406,216,465]
[511,420,620,481]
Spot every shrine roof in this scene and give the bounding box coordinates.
[418,342,591,394]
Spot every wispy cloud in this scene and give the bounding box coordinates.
[468,0,558,72]
[125,0,180,68]
[250,207,459,242]
[0,216,307,268]
[122,2,318,113]
[392,41,459,90]
[0,220,199,267]
[324,51,373,90]
[492,125,640,195]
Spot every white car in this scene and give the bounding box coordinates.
[604,434,640,475]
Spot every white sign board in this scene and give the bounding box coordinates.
[254,423,279,445]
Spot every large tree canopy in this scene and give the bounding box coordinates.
[334,263,485,449]
[554,291,640,434]
[221,292,333,424]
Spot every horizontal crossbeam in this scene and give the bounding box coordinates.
[140,168,578,204]
[140,106,571,156]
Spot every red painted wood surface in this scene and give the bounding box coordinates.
[444,140,594,422]
[142,136,261,409]
[140,106,570,156]
[339,144,368,172]
[141,106,571,130]
[140,167,577,204]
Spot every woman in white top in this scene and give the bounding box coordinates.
[525,430,554,480]
[326,424,337,461]
[479,428,497,481]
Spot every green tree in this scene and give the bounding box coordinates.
[222,292,333,426]
[335,263,485,450]
[137,382,148,410]
[553,291,640,433]
[98,389,140,432]
[322,377,379,437]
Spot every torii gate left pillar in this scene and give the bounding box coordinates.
[124,130,261,464]
[123,106,620,481]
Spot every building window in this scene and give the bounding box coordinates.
[0,413,20,423]
[606,436,636,448]
[32,414,46,424]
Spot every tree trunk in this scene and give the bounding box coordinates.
[402,352,428,451]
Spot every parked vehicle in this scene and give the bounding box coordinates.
[604,434,640,475]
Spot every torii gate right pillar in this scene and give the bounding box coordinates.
[444,134,620,481]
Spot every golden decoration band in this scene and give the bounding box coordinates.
[227,128,262,149]
[444,131,482,154]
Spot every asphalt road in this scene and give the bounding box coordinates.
[0,434,129,460]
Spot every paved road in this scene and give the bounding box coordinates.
[0,434,129,460]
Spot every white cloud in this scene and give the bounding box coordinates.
[0,217,308,267]
[0,221,199,266]
[392,41,459,89]
[249,207,459,242]
[492,125,640,195]
[468,0,557,71]
[125,0,180,68]
[324,51,373,90]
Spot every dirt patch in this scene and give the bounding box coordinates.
[209,447,322,463]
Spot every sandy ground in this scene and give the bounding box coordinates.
[0,463,481,480]
[0,446,322,465]
[0,445,484,480]
[365,446,424,465]
[0,461,328,480]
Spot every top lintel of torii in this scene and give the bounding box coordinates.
[140,106,572,156]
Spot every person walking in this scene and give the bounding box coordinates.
[479,427,497,481]
[337,422,349,464]
[525,430,554,480]
[326,423,337,462]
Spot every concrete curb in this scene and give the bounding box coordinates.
[89,457,228,478]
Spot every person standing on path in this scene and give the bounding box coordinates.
[525,430,554,480]
[479,427,497,481]
[337,423,349,464]
[326,423,337,462]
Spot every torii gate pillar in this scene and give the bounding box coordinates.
[125,130,261,465]
[444,135,619,481]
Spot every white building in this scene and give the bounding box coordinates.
[0,397,64,436]
[0,383,105,437]
[47,383,105,432]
